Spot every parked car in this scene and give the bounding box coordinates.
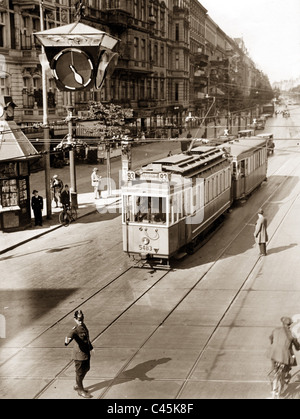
[255,118,265,130]
[238,129,255,138]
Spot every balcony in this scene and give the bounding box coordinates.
[138,99,158,108]
[13,0,55,11]
[194,75,207,88]
[106,9,131,30]
[194,52,209,68]
[173,5,189,16]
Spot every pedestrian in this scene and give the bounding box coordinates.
[64,310,93,398]
[266,317,300,399]
[60,184,70,210]
[254,208,268,256]
[91,167,101,199]
[50,174,63,207]
[31,190,43,226]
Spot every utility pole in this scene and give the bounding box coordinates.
[106,141,112,197]
[39,0,51,219]
[67,91,78,207]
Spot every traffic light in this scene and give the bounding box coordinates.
[95,50,119,90]
[34,22,119,92]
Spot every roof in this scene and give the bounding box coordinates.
[152,154,194,166]
[0,120,39,161]
[144,146,229,177]
[34,22,119,48]
[218,138,267,158]
[256,133,273,138]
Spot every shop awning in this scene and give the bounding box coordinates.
[0,120,39,161]
[209,87,225,96]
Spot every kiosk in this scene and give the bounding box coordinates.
[0,97,40,231]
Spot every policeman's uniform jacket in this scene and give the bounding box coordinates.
[31,195,43,210]
[65,323,93,361]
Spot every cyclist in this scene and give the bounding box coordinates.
[267,316,300,398]
[60,184,71,221]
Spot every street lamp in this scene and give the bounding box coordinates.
[39,0,51,219]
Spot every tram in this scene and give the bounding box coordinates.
[121,137,268,267]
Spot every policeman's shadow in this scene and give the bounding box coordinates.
[86,357,171,394]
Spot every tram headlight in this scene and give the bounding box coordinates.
[142,237,150,245]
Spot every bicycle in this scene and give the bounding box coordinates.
[268,362,291,399]
[59,205,77,227]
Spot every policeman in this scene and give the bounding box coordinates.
[65,310,93,398]
[31,190,43,226]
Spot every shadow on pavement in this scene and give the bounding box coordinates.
[0,240,92,261]
[86,357,172,395]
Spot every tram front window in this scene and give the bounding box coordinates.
[134,196,166,223]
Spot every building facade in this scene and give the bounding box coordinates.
[0,0,273,138]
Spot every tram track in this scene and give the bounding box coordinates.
[2,140,299,399]
[32,144,300,399]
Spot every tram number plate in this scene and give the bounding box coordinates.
[127,171,136,181]
[139,245,153,252]
[159,172,169,182]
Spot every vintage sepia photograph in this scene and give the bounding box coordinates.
[1,0,300,404]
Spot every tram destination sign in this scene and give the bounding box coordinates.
[141,172,169,182]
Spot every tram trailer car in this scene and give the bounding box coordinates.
[122,138,268,267]
[219,137,268,201]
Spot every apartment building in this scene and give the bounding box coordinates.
[0,0,272,137]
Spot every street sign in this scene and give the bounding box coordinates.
[127,171,136,181]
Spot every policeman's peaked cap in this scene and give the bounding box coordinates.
[74,310,84,320]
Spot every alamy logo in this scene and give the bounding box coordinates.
[96,171,205,225]
[0,314,6,338]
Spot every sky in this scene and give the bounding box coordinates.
[200,0,300,84]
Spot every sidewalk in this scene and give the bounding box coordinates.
[0,190,121,255]
[0,141,183,256]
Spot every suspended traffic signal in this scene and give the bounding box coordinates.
[35,22,119,92]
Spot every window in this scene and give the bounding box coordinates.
[175,23,179,41]
[154,44,158,65]
[175,53,179,70]
[130,80,136,100]
[141,0,146,20]
[147,79,151,98]
[175,83,179,102]
[0,12,5,47]
[154,79,158,100]
[183,188,191,216]
[141,39,146,62]
[160,10,165,33]
[160,45,164,67]
[0,77,6,96]
[131,196,166,224]
[160,79,165,100]
[139,79,145,98]
[134,37,139,60]
[134,0,138,18]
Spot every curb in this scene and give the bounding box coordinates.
[0,197,120,255]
